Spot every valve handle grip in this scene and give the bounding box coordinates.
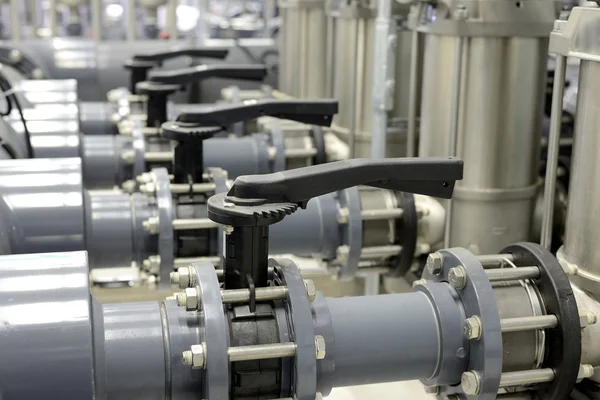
[208,157,464,227]
[132,48,229,62]
[149,64,268,85]
[231,157,463,205]
[176,98,338,127]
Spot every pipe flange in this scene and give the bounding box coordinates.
[275,258,318,400]
[190,262,230,399]
[501,242,581,400]
[310,126,326,165]
[131,119,147,189]
[414,282,468,386]
[153,168,175,288]
[390,192,417,277]
[273,298,293,398]
[206,167,228,258]
[422,248,503,399]
[0,47,44,79]
[269,126,286,172]
[337,187,362,280]
[229,86,245,136]
[311,293,336,396]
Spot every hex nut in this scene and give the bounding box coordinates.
[337,207,350,224]
[175,292,187,307]
[412,279,427,288]
[170,271,180,285]
[182,350,193,365]
[177,266,193,289]
[304,279,317,302]
[463,316,483,340]
[315,335,326,360]
[580,310,597,327]
[184,287,200,311]
[426,252,444,275]
[461,370,481,395]
[448,266,467,289]
[143,216,160,234]
[190,343,206,369]
[423,385,439,395]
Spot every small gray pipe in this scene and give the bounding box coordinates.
[82,134,272,188]
[79,102,118,136]
[270,192,340,258]
[325,291,440,387]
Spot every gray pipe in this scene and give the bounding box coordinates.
[270,192,340,258]
[0,251,95,400]
[79,101,118,136]
[325,291,440,387]
[0,157,85,254]
[82,134,273,188]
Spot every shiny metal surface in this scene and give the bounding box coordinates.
[562,60,600,294]
[540,54,566,250]
[419,35,547,254]
[278,0,328,98]
[0,157,85,254]
[332,5,413,157]
[0,251,94,399]
[494,284,541,372]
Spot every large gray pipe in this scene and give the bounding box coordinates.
[324,292,440,387]
[0,157,85,254]
[0,251,453,399]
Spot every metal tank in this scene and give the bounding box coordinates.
[329,0,413,157]
[547,7,600,297]
[278,0,329,98]
[413,0,559,254]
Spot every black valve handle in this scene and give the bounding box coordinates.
[124,48,229,94]
[138,65,271,128]
[149,64,268,85]
[208,157,464,290]
[175,99,339,127]
[132,48,229,63]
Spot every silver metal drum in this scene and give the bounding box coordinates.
[415,0,559,254]
[278,0,328,98]
[555,10,600,295]
[329,1,412,157]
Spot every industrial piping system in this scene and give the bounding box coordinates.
[411,0,561,254]
[3,155,600,399]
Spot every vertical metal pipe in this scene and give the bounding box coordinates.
[371,0,392,159]
[31,0,39,36]
[348,17,360,158]
[325,5,335,98]
[443,34,465,248]
[126,0,136,41]
[166,0,177,40]
[406,4,421,157]
[9,0,21,40]
[49,0,57,37]
[91,0,102,41]
[540,55,566,250]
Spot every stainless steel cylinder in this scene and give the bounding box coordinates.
[330,2,413,157]
[561,59,600,294]
[278,0,328,98]
[416,1,556,254]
